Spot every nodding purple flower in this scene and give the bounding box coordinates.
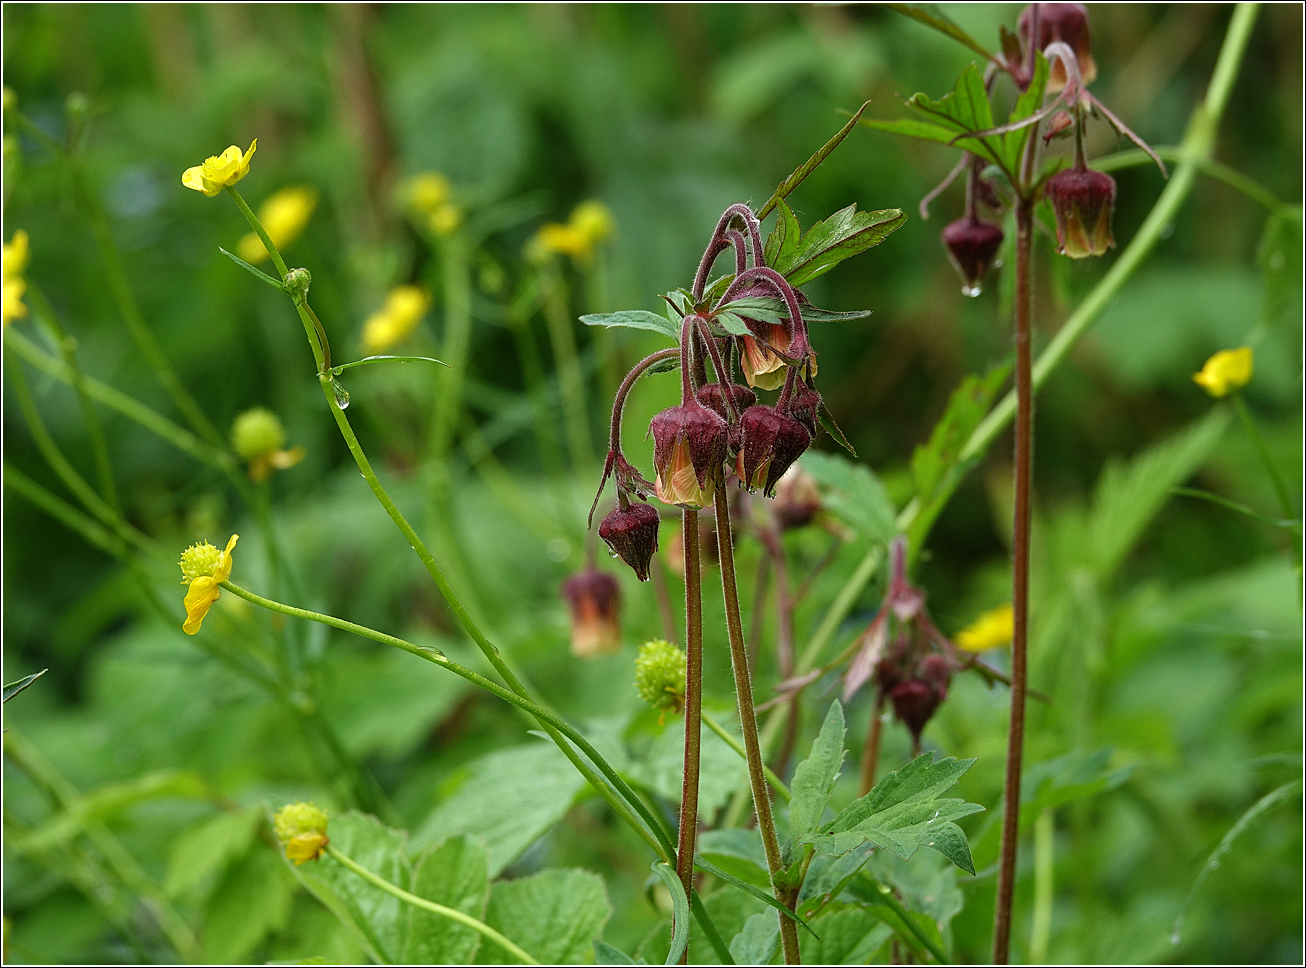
[1045,166,1116,258]
[942,215,1005,296]
[598,501,660,582]
[736,405,811,497]
[650,403,728,508]
[1019,3,1096,91]
[696,382,756,421]
[561,567,621,658]
[779,375,823,440]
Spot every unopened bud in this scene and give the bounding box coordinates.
[231,407,287,461]
[635,638,686,714]
[736,405,811,498]
[1045,167,1115,259]
[284,267,312,296]
[274,802,329,865]
[941,216,1004,297]
[650,404,727,508]
[598,501,660,582]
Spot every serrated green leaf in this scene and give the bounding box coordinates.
[482,868,611,965]
[857,117,963,148]
[806,754,983,872]
[713,311,754,337]
[581,310,680,342]
[770,204,908,287]
[800,451,896,543]
[720,295,873,325]
[729,911,780,966]
[799,905,892,965]
[764,197,803,270]
[165,807,260,898]
[790,701,847,841]
[759,102,871,220]
[403,836,490,966]
[920,821,975,875]
[904,63,1001,169]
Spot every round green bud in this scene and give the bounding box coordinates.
[274,801,329,845]
[179,540,223,583]
[284,267,312,296]
[231,407,286,461]
[635,638,686,713]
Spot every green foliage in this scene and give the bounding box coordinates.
[403,837,491,965]
[581,310,681,342]
[798,906,892,965]
[482,868,611,965]
[763,198,907,287]
[799,451,897,543]
[788,701,847,842]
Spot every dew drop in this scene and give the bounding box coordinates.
[961,284,983,298]
[331,379,351,410]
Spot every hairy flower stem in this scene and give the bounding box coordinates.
[325,845,540,965]
[675,506,705,963]
[713,488,801,964]
[993,198,1035,966]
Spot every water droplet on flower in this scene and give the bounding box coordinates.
[962,284,982,298]
[331,379,351,410]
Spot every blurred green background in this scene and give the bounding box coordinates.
[3,3,1301,965]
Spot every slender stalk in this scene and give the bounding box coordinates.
[703,711,791,800]
[1232,394,1297,521]
[858,691,884,796]
[541,263,593,470]
[993,198,1034,966]
[430,232,472,468]
[324,845,539,965]
[1029,809,1055,964]
[676,506,705,963]
[713,488,801,964]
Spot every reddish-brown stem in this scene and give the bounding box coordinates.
[675,506,704,963]
[693,205,762,299]
[858,690,884,796]
[993,198,1034,966]
[607,348,680,452]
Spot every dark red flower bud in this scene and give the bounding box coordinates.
[1018,3,1096,90]
[941,216,1004,296]
[780,379,823,439]
[650,403,728,508]
[598,501,660,581]
[772,465,822,530]
[561,568,621,658]
[918,653,953,697]
[736,405,811,497]
[696,382,756,421]
[889,680,943,742]
[1045,166,1115,259]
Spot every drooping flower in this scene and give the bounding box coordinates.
[941,216,1004,296]
[562,567,621,658]
[179,534,239,635]
[231,407,305,483]
[736,405,811,497]
[635,638,686,715]
[274,802,329,865]
[650,404,728,508]
[1045,166,1115,259]
[739,323,791,390]
[598,501,660,582]
[1019,2,1097,91]
[955,604,1014,652]
[236,186,318,264]
[361,285,431,354]
[3,229,29,326]
[182,140,257,196]
[1192,346,1254,398]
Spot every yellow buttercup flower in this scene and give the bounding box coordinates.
[236,185,318,263]
[3,230,29,327]
[182,139,257,197]
[404,172,462,237]
[231,407,305,482]
[955,604,1014,652]
[361,285,431,355]
[526,200,616,266]
[1192,346,1253,398]
[274,802,329,865]
[179,534,238,635]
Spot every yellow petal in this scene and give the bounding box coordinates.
[182,576,221,635]
[182,165,216,195]
[1192,346,1253,398]
[955,604,1014,652]
[215,534,239,582]
[3,229,30,281]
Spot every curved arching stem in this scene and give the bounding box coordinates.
[693,204,764,299]
[722,266,810,362]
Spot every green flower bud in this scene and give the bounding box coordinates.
[635,639,686,714]
[274,801,329,865]
[179,540,223,583]
[231,407,287,461]
[284,267,312,296]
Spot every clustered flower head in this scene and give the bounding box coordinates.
[274,802,329,865]
[231,407,305,483]
[182,140,257,196]
[236,186,318,264]
[1193,346,1254,398]
[635,638,686,715]
[527,200,615,266]
[178,534,238,635]
[561,566,621,658]
[361,285,431,355]
[3,229,29,326]
[405,171,463,237]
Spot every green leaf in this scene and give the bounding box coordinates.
[763,197,803,270]
[758,101,871,220]
[800,451,896,543]
[593,939,641,965]
[729,911,780,966]
[330,355,448,376]
[713,311,754,337]
[697,828,770,888]
[165,807,260,898]
[855,880,951,965]
[789,701,847,841]
[411,742,586,875]
[403,836,490,966]
[907,363,1010,551]
[920,822,975,876]
[819,406,858,457]
[481,868,611,965]
[311,812,411,964]
[581,310,681,342]
[693,854,814,935]
[718,295,874,326]
[1019,749,1134,830]
[799,905,892,965]
[881,4,996,63]
[218,246,290,292]
[797,848,875,921]
[3,668,46,703]
[1257,207,1303,325]
[1000,53,1049,174]
[202,848,295,964]
[768,203,908,287]
[1087,408,1229,579]
[630,719,749,822]
[806,754,984,872]
[857,117,963,149]
[902,64,1000,168]
[650,862,690,965]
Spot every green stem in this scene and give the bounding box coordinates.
[703,711,791,800]
[431,233,473,467]
[324,845,539,965]
[541,263,593,470]
[1232,394,1296,521]
[868,878,951,965]
[1029,809,1055,964]
[4,463,125,558]
[219,579,674,861]
[1093,145,1288,213]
